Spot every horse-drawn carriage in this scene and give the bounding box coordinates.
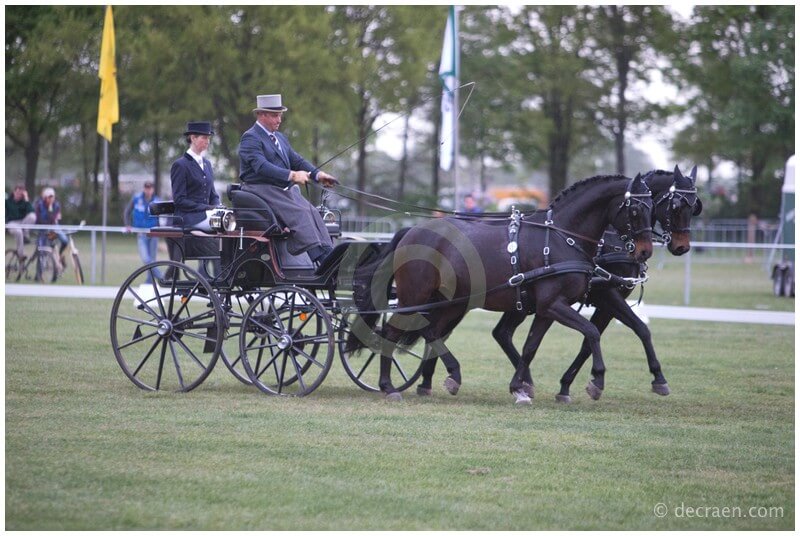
[109,184,427,397]
[111,167,700,403]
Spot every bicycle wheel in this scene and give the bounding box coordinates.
[5,249,21,281]
[110,260,224,392]
[36,249,57,283]
[71,251,84,284]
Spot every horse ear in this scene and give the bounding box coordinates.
[674,164,683,178]
[690,165,698,181]
[693,197,703,216]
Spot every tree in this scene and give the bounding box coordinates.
[508,6,606,196]
[587,5,675,175]
[671,5,794,217]
[6,7,96,193]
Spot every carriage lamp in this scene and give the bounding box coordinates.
[322,210,337,224]
[209,208,237,232]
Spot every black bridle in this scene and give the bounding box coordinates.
[612,177,654,252]
[653,182,698,244]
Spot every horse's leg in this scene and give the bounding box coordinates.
[378,318,406,401]
[426,336,462,395]
[541,299,606,401]
[597,291,670,396]
[492,311,534,397]
[416,352,437,396]
[556,306,613,403]
[509,314,554,404]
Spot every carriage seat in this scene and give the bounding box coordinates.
[227,184,284,234]
[147,201,183,232]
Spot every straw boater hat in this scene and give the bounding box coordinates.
[183,121,214,136]
[253,94,288,113]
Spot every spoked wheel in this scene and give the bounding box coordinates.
[240,286,334,396]
[338,311,427,393]
[36,249,57,283]
[5,249,21,281]
[110,260,224,392]
[217,286,261,386]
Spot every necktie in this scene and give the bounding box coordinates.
[269,134,285,158]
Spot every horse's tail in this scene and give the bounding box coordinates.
[346,227,412,353]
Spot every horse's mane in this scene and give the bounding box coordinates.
[549,174,629,209]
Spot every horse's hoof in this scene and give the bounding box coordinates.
[385,392,403,402]
[513,389,532,405]
[443,376,460,396]
[555,394,572,404]
[652,382,671,396]
[522,382,535,399]
[416,386,433,396]
[585,381,603,400]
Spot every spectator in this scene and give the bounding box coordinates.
[6,183,36,262]
[463,193,483,214]
[123,181,162,283]
[34,187,68,275]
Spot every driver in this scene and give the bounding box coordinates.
[238,94,338,264]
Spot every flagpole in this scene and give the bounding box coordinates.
[102,140,108,283]
[452,6,460,211]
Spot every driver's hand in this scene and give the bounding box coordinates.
[290,171,310,185]
[317,171,339,188]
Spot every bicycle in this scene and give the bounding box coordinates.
[5,222,84,284]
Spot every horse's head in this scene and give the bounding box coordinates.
[654,165,702,256]
[609,173,654,263]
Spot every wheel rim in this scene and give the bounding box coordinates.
[5,250,21,280]
[110,261,223,392]
[240,287,334,396]
[338,311,426,393]
[37,251,56,283]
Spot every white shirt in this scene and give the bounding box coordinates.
[187,148,205,170]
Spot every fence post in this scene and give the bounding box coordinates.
[684,248,692,305]
[90,230,97,285]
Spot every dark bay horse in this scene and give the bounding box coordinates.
[349,174,654,401]
[418,166,701,403]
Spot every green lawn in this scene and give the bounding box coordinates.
[5,297,794,530]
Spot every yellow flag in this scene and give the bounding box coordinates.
[97,5,118,142]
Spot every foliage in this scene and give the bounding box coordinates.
[4,6,794,221]
[669,5,795,217]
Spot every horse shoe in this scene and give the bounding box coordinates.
[443,376,460,395]
[585,380,604,400]
[385,391,403,402]
[513,389,532,405]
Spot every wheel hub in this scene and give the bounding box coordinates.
[157,319,173,337]
[277,334,293,350]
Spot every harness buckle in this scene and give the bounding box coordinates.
[510,255,517,265]
[566,237,575,246]
[508,273,525,287]
[594,266,613,281]
[543,246,550,256]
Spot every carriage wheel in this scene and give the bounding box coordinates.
[217,286,260,386]
[239,286,334,396]
[338,311,427,393]
[110,260,224,392]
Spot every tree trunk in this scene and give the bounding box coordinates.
[432,110,440,199]
[153,129,161,194]
[397,114,411,199]
[24,126,40,195]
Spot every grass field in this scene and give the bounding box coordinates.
[4,296,794,530]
